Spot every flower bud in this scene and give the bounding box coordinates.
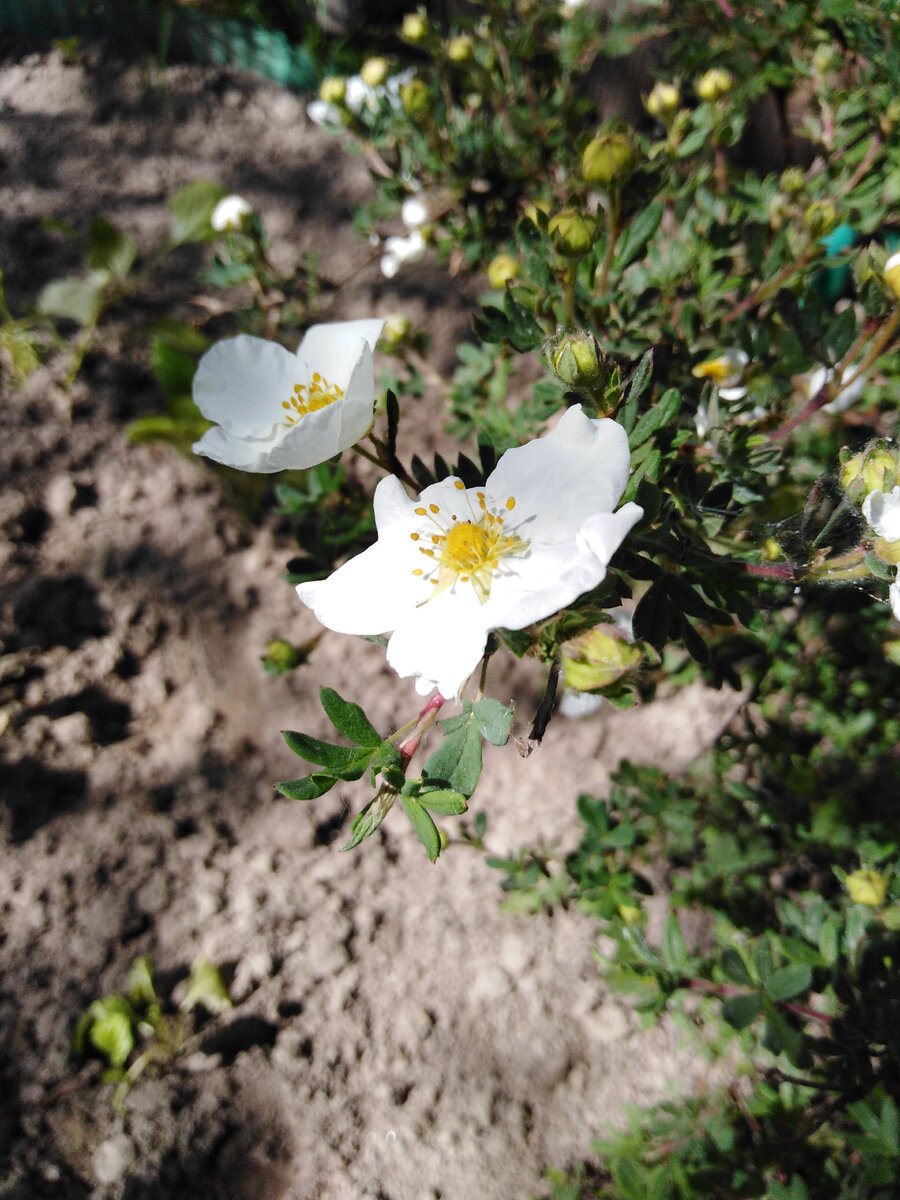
[696,67,734,102]
[523,200,550,225]
[381,314,411,349]
[803,199,838,238]
[400,12,427,42]
[548,209,593,255]
[400,78,429,116]
[261,639,300,675]
[779,166,805,195]
[812,42,836,75]
[880,98,900,136]
[644,80,680,120]
[846,867,888,907]
[582,131,634,186]
[549,330,604,388]
[360,57,389,88]
[487,253,520,289]
[840,441,897,503]
[319,75,346,105]
[447,35,474,62]
[884,251,900,302]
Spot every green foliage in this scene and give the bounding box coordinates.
[73,955,231,1108]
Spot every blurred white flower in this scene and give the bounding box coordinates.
[559,689,606,718]
[890,578,900,622]
[806,364,867,414]
[297,406,643,697]
[692,349,749,401]
[381,229,427,278]
[211,194,253,232]
[401,196,429,228]
[863,486,900,543]
[191,319,384,474]
[307,99,344,128]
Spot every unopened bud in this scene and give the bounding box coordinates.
[380,314,411,349]
[840,441,897,503]
[523,200,550,225]
[884,251,900,302]
[487,253,519,289]
[812,42,836,75]
[803,199,838,238]
[696,67,733,102]
[319,75,346,105]
[582,131,634,186]
[400,78,429,116]
[400,12,426,42]
[644,80,680,120]
[881,98,900,136]
[548,209,593,255]
[846,868,888,907]
[447,34,474,62]
[779,166,805,195]
[261,639,300,675]
[550,330,604,388]
[360,57,389,88]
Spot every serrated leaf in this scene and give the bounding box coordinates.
[472,697,513,746]
[418,789,468,815]
[764,963,812,1002]
[37,275,106,326]
[276,773,338,801]
[88,215,137,283]
[423,714,483,798]
[180,957,231,1015]
[722,991,763,1030]
[169,179,227,245]
[319,687,382,747]
[401,795,441,861]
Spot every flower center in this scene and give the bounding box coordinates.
[409,482,530,605]
[281,373,344,427]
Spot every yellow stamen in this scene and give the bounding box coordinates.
[282,373,344,427]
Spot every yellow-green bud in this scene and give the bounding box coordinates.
[548,209,593,256]
[523,200,550,225]
[550,330,604,388]
[880,98,900,136]
[846,868,888,908]
[360,57,389,88]
[562,627,641,692]
[400,78,429,116]
[839,440,897,503]
[582,131,634,186]
[319,75,346,105]
[486,253,520,289]
[261,639,300,675]
[447,34,474,62]
[380,314,411,349]
[803,199,838,238]
[779,166,805,195]
[644,80,680,120]
[400,12,426,42]
[696,67,734,102]
[884,251,900,302]
[812,42,837,75]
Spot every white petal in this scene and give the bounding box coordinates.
[577,503,645,565]
[381,253,400,278]
[307,100,342,127]
[211,194,253,231]
[481,541,606,631]
[192,424,283,472]
[863,487,900,542]
[890,575,900,623]
[823,369,866,414]
[192,335,299,436]
[559,689,606,718]
[296,319,384,391]
[386,591,489,697]
[486,407,632,542]
[401,197,429,228]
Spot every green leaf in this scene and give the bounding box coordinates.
[824,304,857,363]
[276,773,338,801]
[88,215,137,283]
[660,913,688,970]
[86,997,136,1068]
[614,202,663,271]
[37,275,106,326]
[423,713,483,798]
[401,795,442,861]
[721,991,763,1030]
[628,388,681,449]
[150,339,197,399]
[472,697,513,746]
[319,687,382,747]
[625,349,653,408]
[418,789,468,815]
[764,963,812,1002]
[343,788,397,851]
[282,730,370,774]
[169,180,227,245]
[180,957,232,1015]
[720,948,753,986]
[126,957,157,1007]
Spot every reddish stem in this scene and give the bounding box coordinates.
[744,561,795,580]
[398,692,445,765]
[686,978,833,1024]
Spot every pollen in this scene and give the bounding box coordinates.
[282,372,344,425]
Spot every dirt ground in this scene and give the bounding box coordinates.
[0,48,744,1200]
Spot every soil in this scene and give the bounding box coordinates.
[0,47,744,1200]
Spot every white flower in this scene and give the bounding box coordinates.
[307,99,344,128]
[191,319,385,474]
[807,364,867,414]
[890,577,900,623]
[863,486,900,543]
[211,194,254,232]
[297,406,644,697]
[692,349,749,401]
[559,689,606,718]
[401,196,429,229]
[380,229,427,279]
